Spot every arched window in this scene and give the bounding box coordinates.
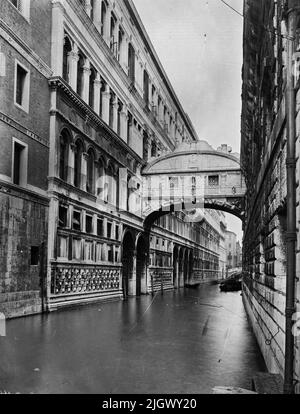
[77,52,85,97]
[89,66,96,109]
[74,140,83,188]
[101,1,107,37]
[63,36,72,83]
[59,129,70,181]
[86,149,95,194]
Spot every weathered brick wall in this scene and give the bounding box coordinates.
[0,190,48,318]
[0,0,52,66]
[242,125,288,377]
[294,87,300,391]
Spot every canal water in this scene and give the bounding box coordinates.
[0,284,266,394]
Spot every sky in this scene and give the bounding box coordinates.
[134,0,244,242]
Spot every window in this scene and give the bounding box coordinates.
[107,245,113,262]
[101,0,107,37]
[74,140,83,188]
[109,91,115,128]
[72,211,81,231]
[86,215,93,234]
[12,139,27,186]
[15,62,30,112]
[9,0,30,20]
[127,112,133,144]
[85,241,94,261]
[97,218,103,237]
[31,246,39,266]
[117,28,124,62]
[110,13,117,55]
[96,243,102,262]
[77,53,85,97]
[107,222,112,239]
[115,225,119,241]
[143,70,149,105]
[128,43,135,84]
[58,236,68,259]
[72,238,82,260]
[59,206,68,228]
[63,36,72,83]
[86,149,95,194]
[59,129,70,181]
[89,67,96,109]
[208,175,219,187]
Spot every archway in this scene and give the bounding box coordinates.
[136,234,148,296]
[121,230,135,298]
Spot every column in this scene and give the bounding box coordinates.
[104,4,111,45]
[82,152,88,191]
[68,143,75,185]
[120,103,128,142]
[112,95,118,132]
[102,83,110,124]
[93,73,102,115]
[68,44,79,91]
[93,0,102,31]
[82,59,91,104]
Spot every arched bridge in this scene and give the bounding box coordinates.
[141,142,246,228]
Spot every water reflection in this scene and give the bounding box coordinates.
[0,284,266,394]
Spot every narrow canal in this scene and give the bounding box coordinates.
[0,284,266,394]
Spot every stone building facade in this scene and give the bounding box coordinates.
[0,0,52,317]
[241,0,300,392]
[0,0,227,317]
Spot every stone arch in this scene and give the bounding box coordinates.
[135,232,149,296]
[121,228,135,298]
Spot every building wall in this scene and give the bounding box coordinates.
[0,0,51,317]
[241,0,300,389]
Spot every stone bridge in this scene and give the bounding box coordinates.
[141,142,246,228]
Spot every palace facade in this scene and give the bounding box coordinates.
[0,0,227,318]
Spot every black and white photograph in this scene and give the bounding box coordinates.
[0,0,300,399]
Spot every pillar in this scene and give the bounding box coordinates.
[112,95,118,132]
[93,0,102,30]
[68,44,79,91]
[82,59,91,104]
[102,83,110,124]
[104,3,111,45]
[68,143,75,185]
[120,104,128,142]
[93,73,102,115]
[81,152,88,191]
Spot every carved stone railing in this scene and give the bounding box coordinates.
[51,264,121,296]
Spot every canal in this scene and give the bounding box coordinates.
[0,284,266,394]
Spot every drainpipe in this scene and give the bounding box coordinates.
[284,0,298,395]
